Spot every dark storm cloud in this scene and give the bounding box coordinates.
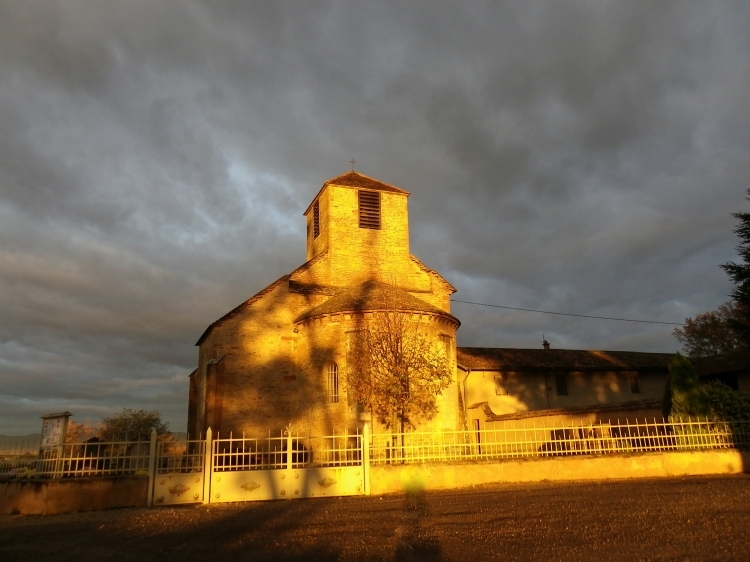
[0,1,748,433]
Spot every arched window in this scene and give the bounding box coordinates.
[327,363,339,403]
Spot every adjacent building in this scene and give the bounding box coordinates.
[458,347,673,429]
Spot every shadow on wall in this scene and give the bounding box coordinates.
[205,342,343,441]
[0,477,149,515]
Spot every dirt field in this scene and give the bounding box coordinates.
[1,475,749,561]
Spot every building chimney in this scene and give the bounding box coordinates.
[542,336,550,350]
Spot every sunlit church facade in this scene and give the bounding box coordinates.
[188,172,679,439]
[188,172,461,438]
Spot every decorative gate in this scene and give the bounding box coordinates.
[151,425,369,505]
[152,438,207,506]
[209,425,368,503]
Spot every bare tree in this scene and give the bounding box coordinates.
[346,309,452,437]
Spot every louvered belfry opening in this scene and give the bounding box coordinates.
[313,200,320,239]
[358,189,381,229]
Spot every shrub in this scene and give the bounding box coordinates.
[666,353,709,421]
[704,380,750,421]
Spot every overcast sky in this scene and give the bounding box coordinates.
[1,1,748,434]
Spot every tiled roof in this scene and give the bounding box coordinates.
[456,347,673,372]
[324,171,409,194]
[195,275,290,346]
[295,280,459,324]
[196,252,336,345]
[303,171,409,216]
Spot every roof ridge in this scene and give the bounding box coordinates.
[303,171,409,216]
[456,347,673,372]
[324,170,408,193]
[288,250,328,279]
[457,346,673,355]
[410,255,457,293]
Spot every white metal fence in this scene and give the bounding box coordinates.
[155,439,205,475]
[211,428,362,471]
[205,427,368,502]
[0,437,154,479]
[0,436,40,478]
[2,417,749,504]
[369,417,750,464]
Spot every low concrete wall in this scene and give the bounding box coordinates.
[0,476,148,515]
[370,450,750,495]
[3,451,748,514]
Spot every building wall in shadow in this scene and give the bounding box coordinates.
[458,348,673,429]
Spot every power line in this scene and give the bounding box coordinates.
[452,299,683,326]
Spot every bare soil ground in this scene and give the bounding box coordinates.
[1,475,749,561]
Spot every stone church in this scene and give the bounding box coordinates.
[188,171,684,440]
[187,171,461,439]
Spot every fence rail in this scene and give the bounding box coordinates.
[1,438,154,479]
[369,417,750,465]
[0,437,40,478]
[212,429,362,471]
[156,439,205,475]
[2,417,749,481]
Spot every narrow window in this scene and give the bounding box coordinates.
[358,190,381,229]
[327,363,339,403]
[555,373,568,396]
[439,334,452,363]
[494,373,509,395]
[313,200,320,239]
[628,373,640,394]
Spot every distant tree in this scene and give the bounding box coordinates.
[672,301,744,359]
[99,409,170,441]
[721,190,750,347]
[663,356,750,422]
[65,420,100,443]
[664,354,709,420]
[346,310,452,436]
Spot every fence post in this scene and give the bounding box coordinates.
[285,426,293,500]
[54,444,64,479]
[362,423,371,496]
[146,429,157,507]
[202,427,213,504]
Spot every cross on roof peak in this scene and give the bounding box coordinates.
[349,158,356,171]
